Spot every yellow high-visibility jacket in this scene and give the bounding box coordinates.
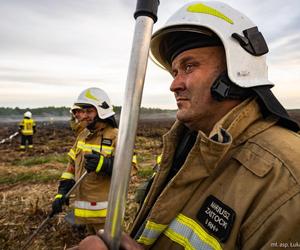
[19,118,36,135]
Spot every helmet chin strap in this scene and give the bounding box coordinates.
[211,72,252,101]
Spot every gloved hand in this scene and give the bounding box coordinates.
[51,195,68,216]
[51,178,74,217]
[84,151,104,174]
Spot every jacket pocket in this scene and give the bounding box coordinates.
[232,143,278,177]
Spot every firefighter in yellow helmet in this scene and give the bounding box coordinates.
[19,111,36,149]
[51,87,137,235]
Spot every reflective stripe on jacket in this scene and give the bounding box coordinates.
[19,118,36,135]
[131,98,300,249]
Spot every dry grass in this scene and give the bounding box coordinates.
[0,119,172,249]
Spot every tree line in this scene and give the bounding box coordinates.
[0,106,175,117]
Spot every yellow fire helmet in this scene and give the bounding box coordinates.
[150,1,272,88]
[74,87,115,119]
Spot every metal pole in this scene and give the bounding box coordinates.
[103,1,159,249]
[65,171,88,198]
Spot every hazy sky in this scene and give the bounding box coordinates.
[0,0,299,109]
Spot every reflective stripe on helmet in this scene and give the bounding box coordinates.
[187,3,233,24]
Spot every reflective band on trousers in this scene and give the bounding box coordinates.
[74,201,108,218]
[137,213,222,250]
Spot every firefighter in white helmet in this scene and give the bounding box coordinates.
[76,1,300,250]
[19,111,36,149]
[69,104,88,136]
[51,87,137,235]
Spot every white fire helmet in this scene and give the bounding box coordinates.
[70,104,82,114]
[150,1,273,88]
[24,111,32,118]
[74,87,115,119]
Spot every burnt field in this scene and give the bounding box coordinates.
[0,112,299,250]
[0,119,173,250]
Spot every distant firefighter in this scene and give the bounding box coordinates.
[69,104,87,136]
[19,111,36,149]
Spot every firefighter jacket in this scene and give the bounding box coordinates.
[19,118,36,136]
[131,98,300,250]
[63,122,118,224]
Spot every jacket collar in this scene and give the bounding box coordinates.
[164,98,278,174]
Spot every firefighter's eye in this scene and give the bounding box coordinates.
[184,64,194,73]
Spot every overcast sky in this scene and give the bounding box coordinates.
[0,0,299,109]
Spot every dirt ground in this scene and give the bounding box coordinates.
[1,113,299,250]
[0,119,173,250]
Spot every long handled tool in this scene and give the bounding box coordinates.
[102,1,159,249]
[22,171,88,250]
[0,131,19,144]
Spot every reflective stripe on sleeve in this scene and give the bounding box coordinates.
[60,172,75,180]
[137,213,222,250]
[137,220,167,245]
[96,155,104,173]
[165,214,222,250]
[68,149,76,160]
[55,194,63,199]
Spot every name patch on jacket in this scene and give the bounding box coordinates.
[197,195,235,242]
[102,138,112,146]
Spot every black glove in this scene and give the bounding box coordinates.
[51,195,65,216]
[51,179,75,217]
[84,151,114,175]
[84,151,104,173]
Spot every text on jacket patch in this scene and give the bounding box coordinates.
[197,195,236,242]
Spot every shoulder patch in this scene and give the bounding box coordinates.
[197,195,235,243]
[102,138,112,146]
